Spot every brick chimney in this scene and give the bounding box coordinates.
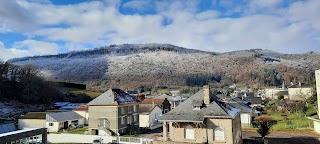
[203,85,210,105]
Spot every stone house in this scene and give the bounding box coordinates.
[288,82,313,101]
[87,88,140,135]
[157,86,242,144]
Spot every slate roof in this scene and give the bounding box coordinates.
[47,111,84,122]
[87,89,140,105]
[141,98,164,106]
[159,90,240,122]
[20,112,47,119]
[227,101,252,113]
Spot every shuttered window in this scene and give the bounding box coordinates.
[214,127,225,141]
[185,125,195,140]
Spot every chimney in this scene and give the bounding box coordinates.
[282,80,285,89]
[203,85,210,105]
[299,82,301,87]
[111,91,115,104]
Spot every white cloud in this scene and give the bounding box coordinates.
[0,40,59,61]
[122,0,152,10]
[0,0,319,58]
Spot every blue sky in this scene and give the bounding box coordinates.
[0,0,319,60]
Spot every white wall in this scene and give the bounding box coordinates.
[47,134,115,143]
[240,113,251,128]
[149,106,162,125]
[314,120,320,134]
[18,119,46,129]
[46,122,60,132]
[139,114,149,128]
[46,118,86,132]
[74,110,89,125]
[139,107,162,129]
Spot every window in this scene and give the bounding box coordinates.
[127,116,132,124]
[184,125,194,140]
[49,123,54,126]
[214,127,225,141]
[134,114,138,122]
[121,117,125,125]
[133,105,137,112]
[98,118,109,128]
[121,107,125,114]
[128,106,132,113]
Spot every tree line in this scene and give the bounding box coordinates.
[0,60,62,104]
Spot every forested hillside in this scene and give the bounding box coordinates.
[9,44,320,91]
[0,61,62,103]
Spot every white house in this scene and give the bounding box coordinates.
[227,101,253,128]
[46,111,85,132]
[139,105,162,130]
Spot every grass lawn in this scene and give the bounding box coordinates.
[267,112,313,130]
[64,87,102,98]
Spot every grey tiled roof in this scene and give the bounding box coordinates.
[87,89,140,105]
[159,90,240,122]
[47,111,84,122]
[228,101,252,113]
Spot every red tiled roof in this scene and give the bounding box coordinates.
[141,98,164,106]
[139,105,158,114]
[73,105,88,111]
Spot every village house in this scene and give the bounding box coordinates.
[139,104,162,130]
[46,111,85,132]
[18,111,85,132]
[227,101,253,128]
[288,82,313,101]
[87,88,140,135]
[140,98,171,114]
[157,86,242,144]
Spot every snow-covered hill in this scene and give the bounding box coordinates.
[9,44,320,90]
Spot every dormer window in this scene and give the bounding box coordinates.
[193,106,200,110]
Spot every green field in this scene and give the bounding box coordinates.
[64,88,102,98]
[267,112,313,130]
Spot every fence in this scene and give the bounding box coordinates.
[47,134,153,144]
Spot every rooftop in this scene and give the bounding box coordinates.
[141,98,165,106]
[139,105,159,114]
[47,111,84,122]
[87,89,140,105]
[159,89,240,122]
